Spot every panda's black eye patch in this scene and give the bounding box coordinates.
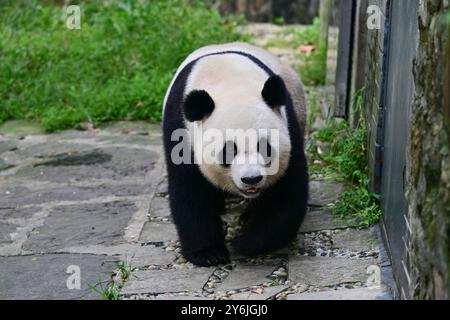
[257,138,273,166]
[219,141,237,167]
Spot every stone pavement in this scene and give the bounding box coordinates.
[0,121,394,300]
[0,121,163,299]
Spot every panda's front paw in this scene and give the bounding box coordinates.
[231,236,265,257]
[183,246,230,267]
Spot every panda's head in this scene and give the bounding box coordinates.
[183,75,291,199]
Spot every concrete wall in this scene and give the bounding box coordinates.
[405,0,449,300]
[360,0,389,192]
[354,0,449,299]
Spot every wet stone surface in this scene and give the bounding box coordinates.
[22,201,137,253]
[0,121,163,299]
[0,254,119,300]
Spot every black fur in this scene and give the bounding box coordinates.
[163,51,308,267]
[183,90,215,122]
[261,75,288,108]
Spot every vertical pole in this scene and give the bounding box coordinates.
[319,0,331,49]
[445,24,450,135]
[334,0,356,118]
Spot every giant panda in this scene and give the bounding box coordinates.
[163,42,308,267]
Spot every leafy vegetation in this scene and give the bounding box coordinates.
[89,274,121,300]
[89,260,132,300]
[266,18,327,86]
[0,0,244,131]
[308,90,382,227]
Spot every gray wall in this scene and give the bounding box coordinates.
[352,0,450,299]
[405,0,449,300]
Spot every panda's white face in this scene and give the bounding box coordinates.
[191,124,292,199]
[182,54,293,198]
[224,136,286,198]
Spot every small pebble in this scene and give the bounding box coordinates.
[252,288,264,294]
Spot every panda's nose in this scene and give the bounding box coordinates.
[241,175,263,186]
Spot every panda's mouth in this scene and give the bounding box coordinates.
[244,187,261,196]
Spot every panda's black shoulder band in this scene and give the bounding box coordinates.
[183,90,215,122]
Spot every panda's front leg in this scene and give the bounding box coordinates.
[167,164,230,267]
[231,166,308,257]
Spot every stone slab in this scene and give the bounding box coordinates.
[0,206,41,220]
[148,196,171,217]
[13,147,158,183]
[289,256,376,287]
[96,134,161,147]
[332,228,379,252]
[0,158,14,171]
[131,245,176,267]
[0,221,17,244]
[23,201,137,253]
[0,140,18,154]
[287,287,392,300]
[121,268,213,294]
[151,294,209,300]
[300,208,349,233]
[155,178,168,195]
[309,180,347,207]
[139,222,178,243]
[0,183,150,207]
[0,254,119,300]
[229,285,289,300]
[215,263,275,291]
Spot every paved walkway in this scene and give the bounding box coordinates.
[0,122,393,300]
[0,24,395,300]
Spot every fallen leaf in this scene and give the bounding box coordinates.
[298,44,316,55]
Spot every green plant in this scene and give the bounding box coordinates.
[89,259,132,300]
[89,274,121,301]
[117,260,131,281]
[0,0,244,131]
[309,89,382,227]
[273,17,286,26]
[266,18,326,86]
[297,43,327,86]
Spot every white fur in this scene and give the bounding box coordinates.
[163,42,306,128]
[164,42,307,197]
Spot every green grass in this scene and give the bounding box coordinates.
[0,0,244,132]
[89,260,132,300]
[89,274,121,300]
[266,18,327,86]
[308,90,382,227]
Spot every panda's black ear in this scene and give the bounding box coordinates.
[183,90,215,122]
[262,75,287,108]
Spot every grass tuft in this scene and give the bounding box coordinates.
[89,259,132,300]
[308,89,382,227]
